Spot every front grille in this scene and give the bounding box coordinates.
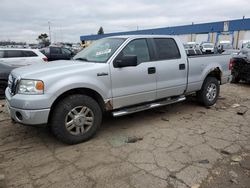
[8,74,18,95]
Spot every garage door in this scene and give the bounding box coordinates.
[217,33,233,43]
[195,34,208,44]
[243,31,250,40]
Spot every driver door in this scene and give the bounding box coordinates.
[110,39,157,109]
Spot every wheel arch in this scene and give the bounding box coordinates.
[204,67,222,84]
[48,88,107,124]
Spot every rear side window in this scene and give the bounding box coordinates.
[62,48,72,55]
[40,50,46,55]
[50,47,62,54]
[154,38,181,60]
[22,51,38,57]
[0,50,4,58]
[5,50,24,58]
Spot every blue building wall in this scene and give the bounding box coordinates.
[80,18,250,41]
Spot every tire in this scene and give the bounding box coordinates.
[50,94,102,144]
[0,80,7,99]
[231,74,240,83]
[196,77,220,107]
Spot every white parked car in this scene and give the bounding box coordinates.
[238,40,250,49]
[200,43,215,54]
[217,41,233,53]
[183,42,199,49]
[0,48,48,67]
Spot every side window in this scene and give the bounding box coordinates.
[120,39,150,63]
[62,48,72,55]
[154,38,181,60]
[6,50,24,58]
[22,51,38,57]
[50,47,62,54]
[0,50,4,58]
[40,50,46,55]
[195,49,202,55]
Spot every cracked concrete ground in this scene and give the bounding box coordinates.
[0,83,250,188]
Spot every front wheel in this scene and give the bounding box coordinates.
[196,77,220,107]
[50,94,102,144]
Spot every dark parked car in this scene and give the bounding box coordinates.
[40,46,74,61]
[0,63,14,99]
[231,48,250,83]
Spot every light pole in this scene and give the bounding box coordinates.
[48,21,52,43]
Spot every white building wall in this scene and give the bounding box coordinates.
[177,34,190,43]
[243,31,250,40]
[217,33,233,43]
[195,34,208,43]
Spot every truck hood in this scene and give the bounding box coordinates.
[11,60,107,80]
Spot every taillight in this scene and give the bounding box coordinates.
[43,57,48,62]
[229,59,235,70]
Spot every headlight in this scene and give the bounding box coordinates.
[17,79,44,95]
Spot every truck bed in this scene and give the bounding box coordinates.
[186,54,231,92]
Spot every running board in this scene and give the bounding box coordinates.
[112,95,186,117]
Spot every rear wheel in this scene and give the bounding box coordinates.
[50,94,102,144]
[197,77,220,106]
[0,80,7,99]
[231,74,240,83]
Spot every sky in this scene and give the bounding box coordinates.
[0,0,250,43]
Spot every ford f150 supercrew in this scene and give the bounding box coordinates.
[5,35,232,144]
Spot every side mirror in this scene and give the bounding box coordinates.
[114,55,138,68]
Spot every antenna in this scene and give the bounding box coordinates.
[48,21,52,43]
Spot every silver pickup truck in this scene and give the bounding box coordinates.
[5,35,232,144]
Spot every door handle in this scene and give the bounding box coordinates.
[148,67,156,74]
[179,64,186,70]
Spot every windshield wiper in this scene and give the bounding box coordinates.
[74,57,89,62]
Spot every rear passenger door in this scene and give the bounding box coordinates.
[153,38,187,99]
[22,50,41,64]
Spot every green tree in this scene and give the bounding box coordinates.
[37,33,50,47]
[97,27,104,35]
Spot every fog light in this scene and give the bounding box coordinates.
[16,111,23,121]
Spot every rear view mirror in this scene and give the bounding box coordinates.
[114,55,138,68]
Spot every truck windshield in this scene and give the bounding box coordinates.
[73,38,126,63]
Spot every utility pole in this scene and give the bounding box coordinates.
[48,21,52,43]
